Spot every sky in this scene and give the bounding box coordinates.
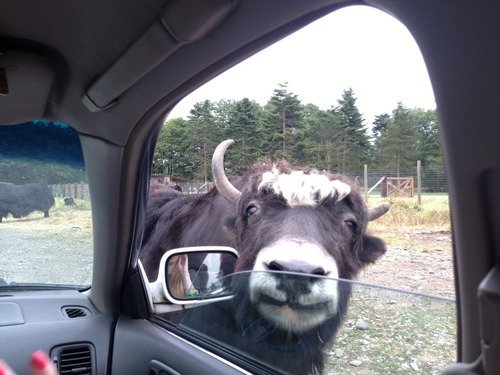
[168,5,436,128]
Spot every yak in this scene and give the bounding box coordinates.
[140,140,389,374]
[0,182,55,223]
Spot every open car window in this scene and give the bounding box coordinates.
[0,121,92,289]
[168,272,456,374]
[142,5,455,374]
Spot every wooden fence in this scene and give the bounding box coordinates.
[175,181,212,194]
[51,183,90,200]
[50,181,210,200]
[150,175,212,194]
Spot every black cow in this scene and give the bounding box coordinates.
[0,182,55,223]
[140,140,389,374]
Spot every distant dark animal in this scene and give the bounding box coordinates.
[149,182,182,198]
[143,183,184,249]
[64,197,76,206]
[141,140,389,374]
[0,182,55,222]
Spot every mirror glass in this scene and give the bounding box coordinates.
[165,251,236,300]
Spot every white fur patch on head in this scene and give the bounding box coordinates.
[258,166,351,206]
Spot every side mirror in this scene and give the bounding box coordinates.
[139,246,238,313]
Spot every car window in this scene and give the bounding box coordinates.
[0,121,92,288]
[143,4,454,374]
[175,272,455,374]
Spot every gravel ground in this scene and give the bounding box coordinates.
[359,230,454,299]
[326,229,456,374]
[0,224,93,286]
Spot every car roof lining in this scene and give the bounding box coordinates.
[82,0,238,112]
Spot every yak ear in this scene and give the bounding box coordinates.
[359,235,387,264]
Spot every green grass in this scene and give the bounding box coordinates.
[365,196,451,253]
[368,196,450,229]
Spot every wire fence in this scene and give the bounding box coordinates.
[51,165,446,202]
[154,164,447,198]
[344,165,447,196]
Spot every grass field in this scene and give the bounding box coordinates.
[2,197,92,234]
[4,195,451,237]
[367,195,451,252]
[368,195,450,229]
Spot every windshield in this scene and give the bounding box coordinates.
[173,271,455,375]
[0,121,92,288]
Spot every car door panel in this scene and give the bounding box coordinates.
[111,317,250,375]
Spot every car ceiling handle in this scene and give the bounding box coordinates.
[82,0,238,112]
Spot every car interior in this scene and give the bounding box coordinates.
[1,1,499,374]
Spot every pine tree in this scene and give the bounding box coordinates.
[302,104,343,172]
[334,88,371,171]
[154,118,195,178]
[188,100,221,182]
[410,108,443,167]
[262,83,303,161]
[376,102,420,174]
[223,98,264,173]
[372,113,391,138]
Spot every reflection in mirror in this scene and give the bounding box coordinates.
[176,272,455,375]
[166,251,235,300]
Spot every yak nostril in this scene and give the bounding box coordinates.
[266,261,327,277]
[311,267,327,276]
[310,268,328,283]
[267,261,284,271]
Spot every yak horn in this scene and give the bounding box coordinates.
[368,203,390,221]
[212,139,241,204]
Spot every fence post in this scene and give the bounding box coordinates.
[417,160,422,205]
[364,164,368,202]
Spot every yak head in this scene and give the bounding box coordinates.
[212,140,389,334]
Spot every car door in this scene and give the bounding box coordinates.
[111,1,499,375]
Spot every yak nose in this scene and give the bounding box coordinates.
[267,260,327,277]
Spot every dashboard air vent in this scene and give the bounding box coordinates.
[58,345,93,375]
[62,306,91,318]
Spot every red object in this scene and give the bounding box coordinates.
[31,350,49,370]
[0,361,9,375]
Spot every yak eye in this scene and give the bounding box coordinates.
[344,218,357,230]
[245,204,259,216]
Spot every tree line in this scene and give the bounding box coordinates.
[155,83,443,181]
